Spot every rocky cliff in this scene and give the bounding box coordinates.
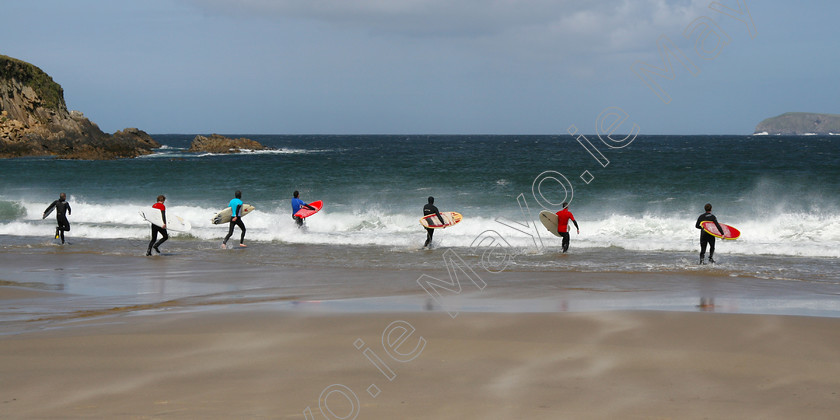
[0,55,159,159]
[755,112,840,135]
[188,134,267,153]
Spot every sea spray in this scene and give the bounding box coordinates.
[3,197,840,258]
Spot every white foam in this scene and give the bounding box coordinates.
[139,146,343,159]
[5,199,840,258]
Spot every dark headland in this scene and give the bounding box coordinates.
[0,54,158,159]
[755,112,840,135]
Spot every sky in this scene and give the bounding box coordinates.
[2,0,838,135]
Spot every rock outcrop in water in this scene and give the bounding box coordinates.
[0,54,159,159]
[188,134,267,153]
[754,112,840,135]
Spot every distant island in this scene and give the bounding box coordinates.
[754,112,840,135]
[0,54,158,159]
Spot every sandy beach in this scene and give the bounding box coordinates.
[1,309,840,419]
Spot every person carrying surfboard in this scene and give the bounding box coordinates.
[555,202,579,253]
[423,196,445,248]
[222,190,247,248]
[695,203,724,264]
[43,192,71,244]
[146,195,168,256]
[291,190,315,227]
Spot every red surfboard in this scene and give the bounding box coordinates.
[294,200,323,219]
[701,221,740,240]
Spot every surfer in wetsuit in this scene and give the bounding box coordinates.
[555,202,579,253]
[423,196,445,248]
[147,195,168,256]
[291,190,315,227]
[222,190,247,248]
[696,203,724,264]
[43,193,71,244]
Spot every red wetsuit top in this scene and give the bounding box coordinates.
[152,202,166,224]
[555,208,575,233]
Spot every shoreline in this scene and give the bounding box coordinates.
[2,242,840,337]
[0,241,840,334]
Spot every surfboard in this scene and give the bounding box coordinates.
[139,208,192,232]
[212,204,255,225]
[539,211,562,237]
[294,200,323,218]
[420,211,462,229]
[42,206,54,219]
[701,221,740,240]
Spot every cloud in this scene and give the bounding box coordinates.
[183,0,711,50]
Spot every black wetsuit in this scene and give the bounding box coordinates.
[147,204,168,255]
[695,212,724,263]
[423,203,444,248]
[44,198,71,244]
[223,203,246,246]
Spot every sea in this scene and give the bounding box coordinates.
[1,134,839,288]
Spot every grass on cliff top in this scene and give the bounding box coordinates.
[0,54,66,111]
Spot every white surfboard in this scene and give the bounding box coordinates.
[212,204,255,224]
[139,208,192,232]
[419,211,462,229]
[539,211,562,238]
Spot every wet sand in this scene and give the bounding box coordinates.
[3,243,840,324]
